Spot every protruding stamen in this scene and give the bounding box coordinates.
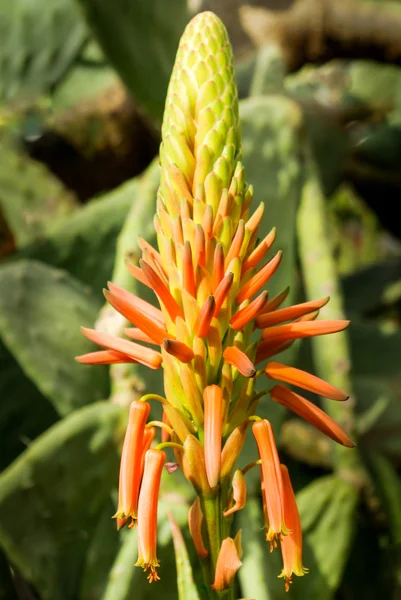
[194,296,216,338]
[223,346,256,378]
[230,291,268,330]
[271,385,355,447]
[265,362,348,401]
[236,251,282,304]
[163,339,194,363]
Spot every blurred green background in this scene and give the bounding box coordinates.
[1,0,401,598]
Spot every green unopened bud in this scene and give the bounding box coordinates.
[161,11,241,204]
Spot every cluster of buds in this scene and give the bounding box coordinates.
[77,11,355,593]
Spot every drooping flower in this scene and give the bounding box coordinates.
[135,449,166,582]
[279,464,308,591]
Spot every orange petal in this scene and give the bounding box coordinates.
[245,201,264,233]
[279,465,308,591]
[212,538,243,591]
[221,421,250,479]
[224,470,247,517]
[140,260,184,322]
[80,327,162,369]
[213,243,225,290]
[265,362,348,401]
[135,449,166,582]
[256,297,329,328]
[230,291,268,330]
[194,296,216,338]
[115,400,150,519]
[163,339,194,363]
[194,224,206,268]
[203,204,214,240]
[188,497,209,559]
[252,419,289,542]
[183,241,196,297]
[140,426,157,474]
[182,435,210,494]
[75,349,137,365]
[137,237,166,275]
[214,272,234,316]
[203,385,223,488]
[124,328,157,345]
[261,319,350,342]
[225,220,245,269]
[255,339,294,364]
[104,289,170,345]
[223,346,256,378]
[126,262,151,288]
[107,282,165,327]
[260,287,290,314]
[242,227,276,273]
[236,251,282,304]
[271,385,356,447]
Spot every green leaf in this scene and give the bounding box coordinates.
[0,401,122,600]
[169,515,200,600]
[20,178,138,294]
[0,260,109,415]
[365,452,401,546]
[76,0,188,122]
[79,500,120,600]
[239,476,358,600]
[342,258,401,314]
[240,95,303,304]
[0,0,88,103]
[0,339,59,470]
[0,139,78,248]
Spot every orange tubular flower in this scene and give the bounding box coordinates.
[77,10,355,592]
[114,401,150,521]
[279,465,308,591]
[252,420,289,544]
[135,449,166,583]
[271,385,355,447]
[203,385,223,488]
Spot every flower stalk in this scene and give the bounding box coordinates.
[77,10,356,596]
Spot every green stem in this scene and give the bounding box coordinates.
[200,486,236,600]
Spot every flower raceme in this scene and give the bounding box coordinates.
[76,10,355,592]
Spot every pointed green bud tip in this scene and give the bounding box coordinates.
[161,11,241,196]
